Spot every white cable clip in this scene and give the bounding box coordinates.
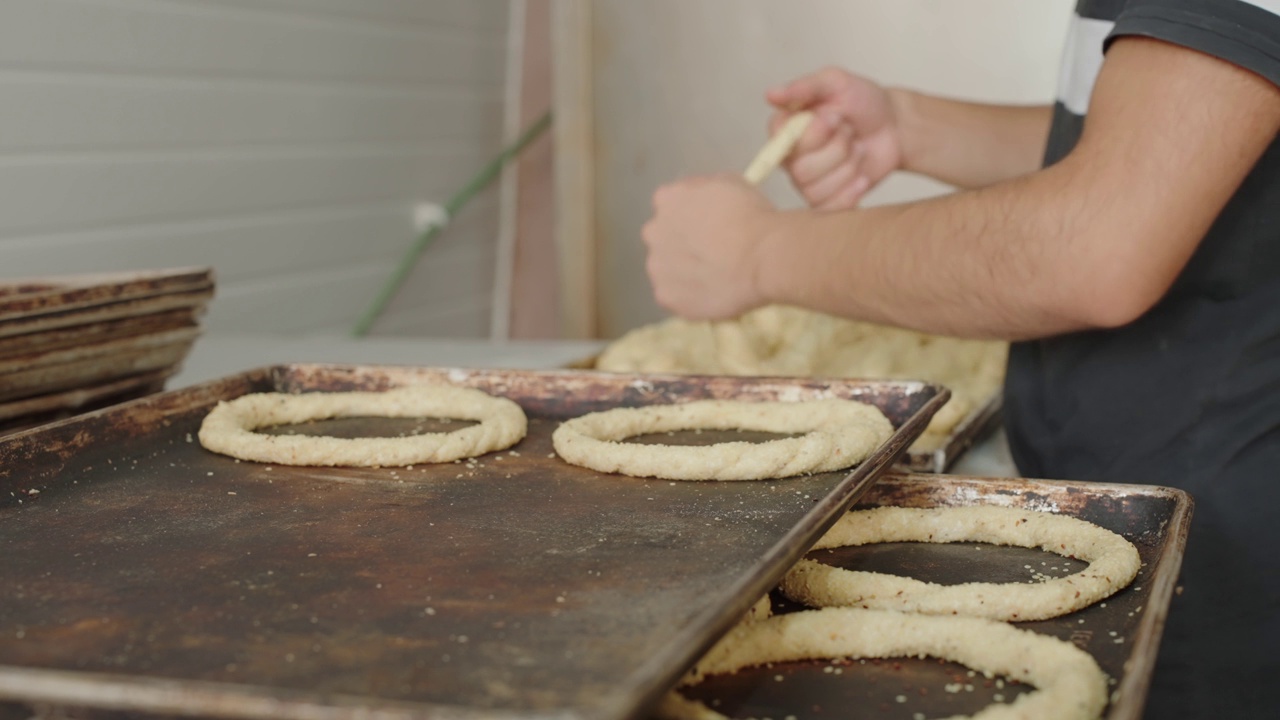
[412,202,451,235]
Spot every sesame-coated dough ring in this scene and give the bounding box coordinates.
[781,506,1141,621]
[198,385,527,467]
[551,399,893,481]
[656,608,1109,720]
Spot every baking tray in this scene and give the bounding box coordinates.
[899,391,1003,474]
[0,309,200,361]
[0,334,197,403]
[673,473,1193,720]
[572,355,999,475]
[0,370,172,429]
[0,327,201,377]
[0,364,949,720]
[0,288,213,342]
[0,268,212,322]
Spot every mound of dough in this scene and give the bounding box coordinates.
[552,398,893,481]
[596,305,1008,451]
[658,607,1108,720]
[199,385,527,467]
[781,506,1141,621]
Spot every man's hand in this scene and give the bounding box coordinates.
[769,68,1053,196]
[642,175,779,320]
[766,67,905,210]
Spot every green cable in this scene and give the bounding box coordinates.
[352,110,554,337]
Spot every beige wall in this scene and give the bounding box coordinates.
[587,0,1074,337]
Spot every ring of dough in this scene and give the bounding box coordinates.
[780,506,1141,621]
[198,385,527,467]
[656,608,1108,720]
[551,399,893,481]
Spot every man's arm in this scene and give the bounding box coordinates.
[646,37,1280,339]
[765,69,1052,208]
[889,91,1052,189]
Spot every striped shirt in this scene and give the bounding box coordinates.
[1003,2,1280,717]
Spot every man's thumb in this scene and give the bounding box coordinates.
[766,74,832,110]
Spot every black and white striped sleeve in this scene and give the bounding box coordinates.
[1108,0,1280,88]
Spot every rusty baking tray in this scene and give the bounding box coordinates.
[0,327,201,378]
[0,268,211,322]
[672,473,1192,720]
[0,370,172,434]
[0,309,200,361]
[899,392,1003,474]
[0,364,949,720]
[0,334,198,403]
[0,283,212,341]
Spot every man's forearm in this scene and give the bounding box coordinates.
[889,90,1053,189]
[755,173,1090,341]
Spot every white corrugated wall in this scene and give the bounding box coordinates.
[0,0,511,336]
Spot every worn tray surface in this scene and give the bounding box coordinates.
[668,473,1192,720]
[0,288,213,341]
[0,268,211,321]
[0,327,201,375]
[0,309,200,361]
[0,365,947,720]
[0,336,196,403]
[0,370,172,425]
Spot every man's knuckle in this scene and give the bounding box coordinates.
[653,289,675,311]
[819,65,846,82]
[641,221,657,245]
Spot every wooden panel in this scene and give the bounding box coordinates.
[509,0,560,340]
[551,0,598,339]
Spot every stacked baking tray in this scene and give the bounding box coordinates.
[0,267,213,433]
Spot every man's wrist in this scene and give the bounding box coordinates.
[748,210,799,308]
[887,87,926,175]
